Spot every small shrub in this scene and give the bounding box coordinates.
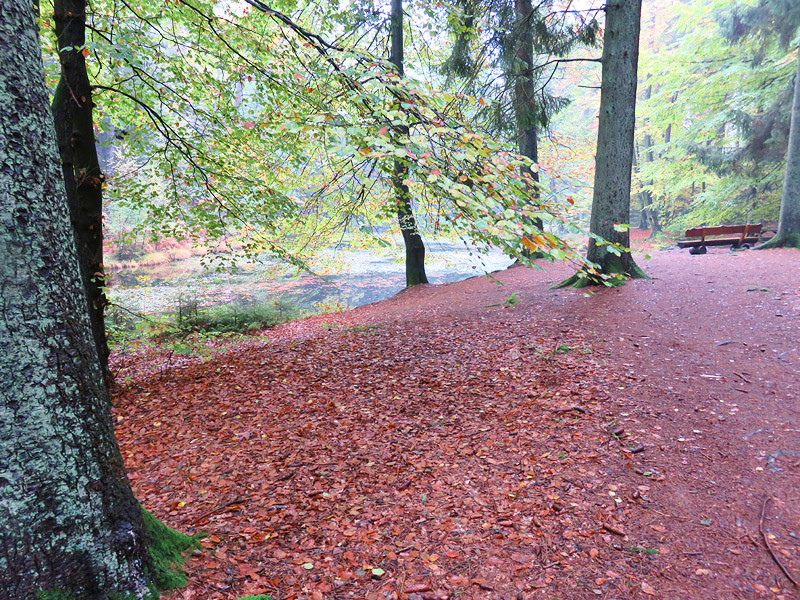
[113,242,146,261]
[175,300,299,335]
[313,299,349,314]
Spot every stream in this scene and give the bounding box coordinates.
[108,239,514,316]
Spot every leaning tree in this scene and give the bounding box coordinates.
[51,0,110,374]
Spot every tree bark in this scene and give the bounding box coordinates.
[585,0,646,281]
[759,43,800,249]
[51,0,110,374]
[390,0,428,286]
[0,5,151,598]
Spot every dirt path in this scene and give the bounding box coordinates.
[112,246,800,600]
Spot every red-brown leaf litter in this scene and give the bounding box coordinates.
[112,243,800,600]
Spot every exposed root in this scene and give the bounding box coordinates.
[756,231,800,249]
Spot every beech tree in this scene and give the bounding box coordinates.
[0,5,154,598]
[390,0,429,285]
[559,0,647,287]
[37,0,586,294]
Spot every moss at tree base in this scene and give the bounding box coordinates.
[37,591,76,600]
[35,509,206,600]
[141,506,201,592]
[756,231,800,249]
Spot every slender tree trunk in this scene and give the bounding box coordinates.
[633,85,653,229]
[584,0,647,281]
[637,83,662,238]
[513,0,545,259]
[390,0,428,285]
[0,5,151,598]
[51,0,110,374]
[637,83,654,230]
[759,44,800,248]
[646,118,670,239]
[442,0,476,80]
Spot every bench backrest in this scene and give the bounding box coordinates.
[684,223,762,239]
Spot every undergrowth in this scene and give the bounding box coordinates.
[174,299,298,335]
[107,298,299,347]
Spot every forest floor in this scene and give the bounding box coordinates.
[112,239,800,600]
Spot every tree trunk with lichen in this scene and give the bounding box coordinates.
[390,0,428,286]
[0,5,152,598]
[759,44,800,249]
[584,0,647,281]
[51,0,110,376]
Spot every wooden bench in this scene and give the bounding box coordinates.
[677,223,762,253]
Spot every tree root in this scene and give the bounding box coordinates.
[756,231,800,249]
[553,262,649,289]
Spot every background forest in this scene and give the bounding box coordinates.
[37,0,799,292]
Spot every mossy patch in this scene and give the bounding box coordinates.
[141,506,202,592]
[237,596,274,600]
[38,590,76,600]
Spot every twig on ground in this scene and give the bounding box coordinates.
[192,496,249,523]
[767,450,800,473]
[602,523,626,536]
[760,497,799,587]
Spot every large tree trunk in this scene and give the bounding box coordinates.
[0,5,152,598]
[390,0,428,286]
[759,44,800,249]
[584,0,647,281]
[513,0,545,259]
[51,0,110,375]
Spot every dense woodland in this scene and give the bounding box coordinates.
[1,0,799,598]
